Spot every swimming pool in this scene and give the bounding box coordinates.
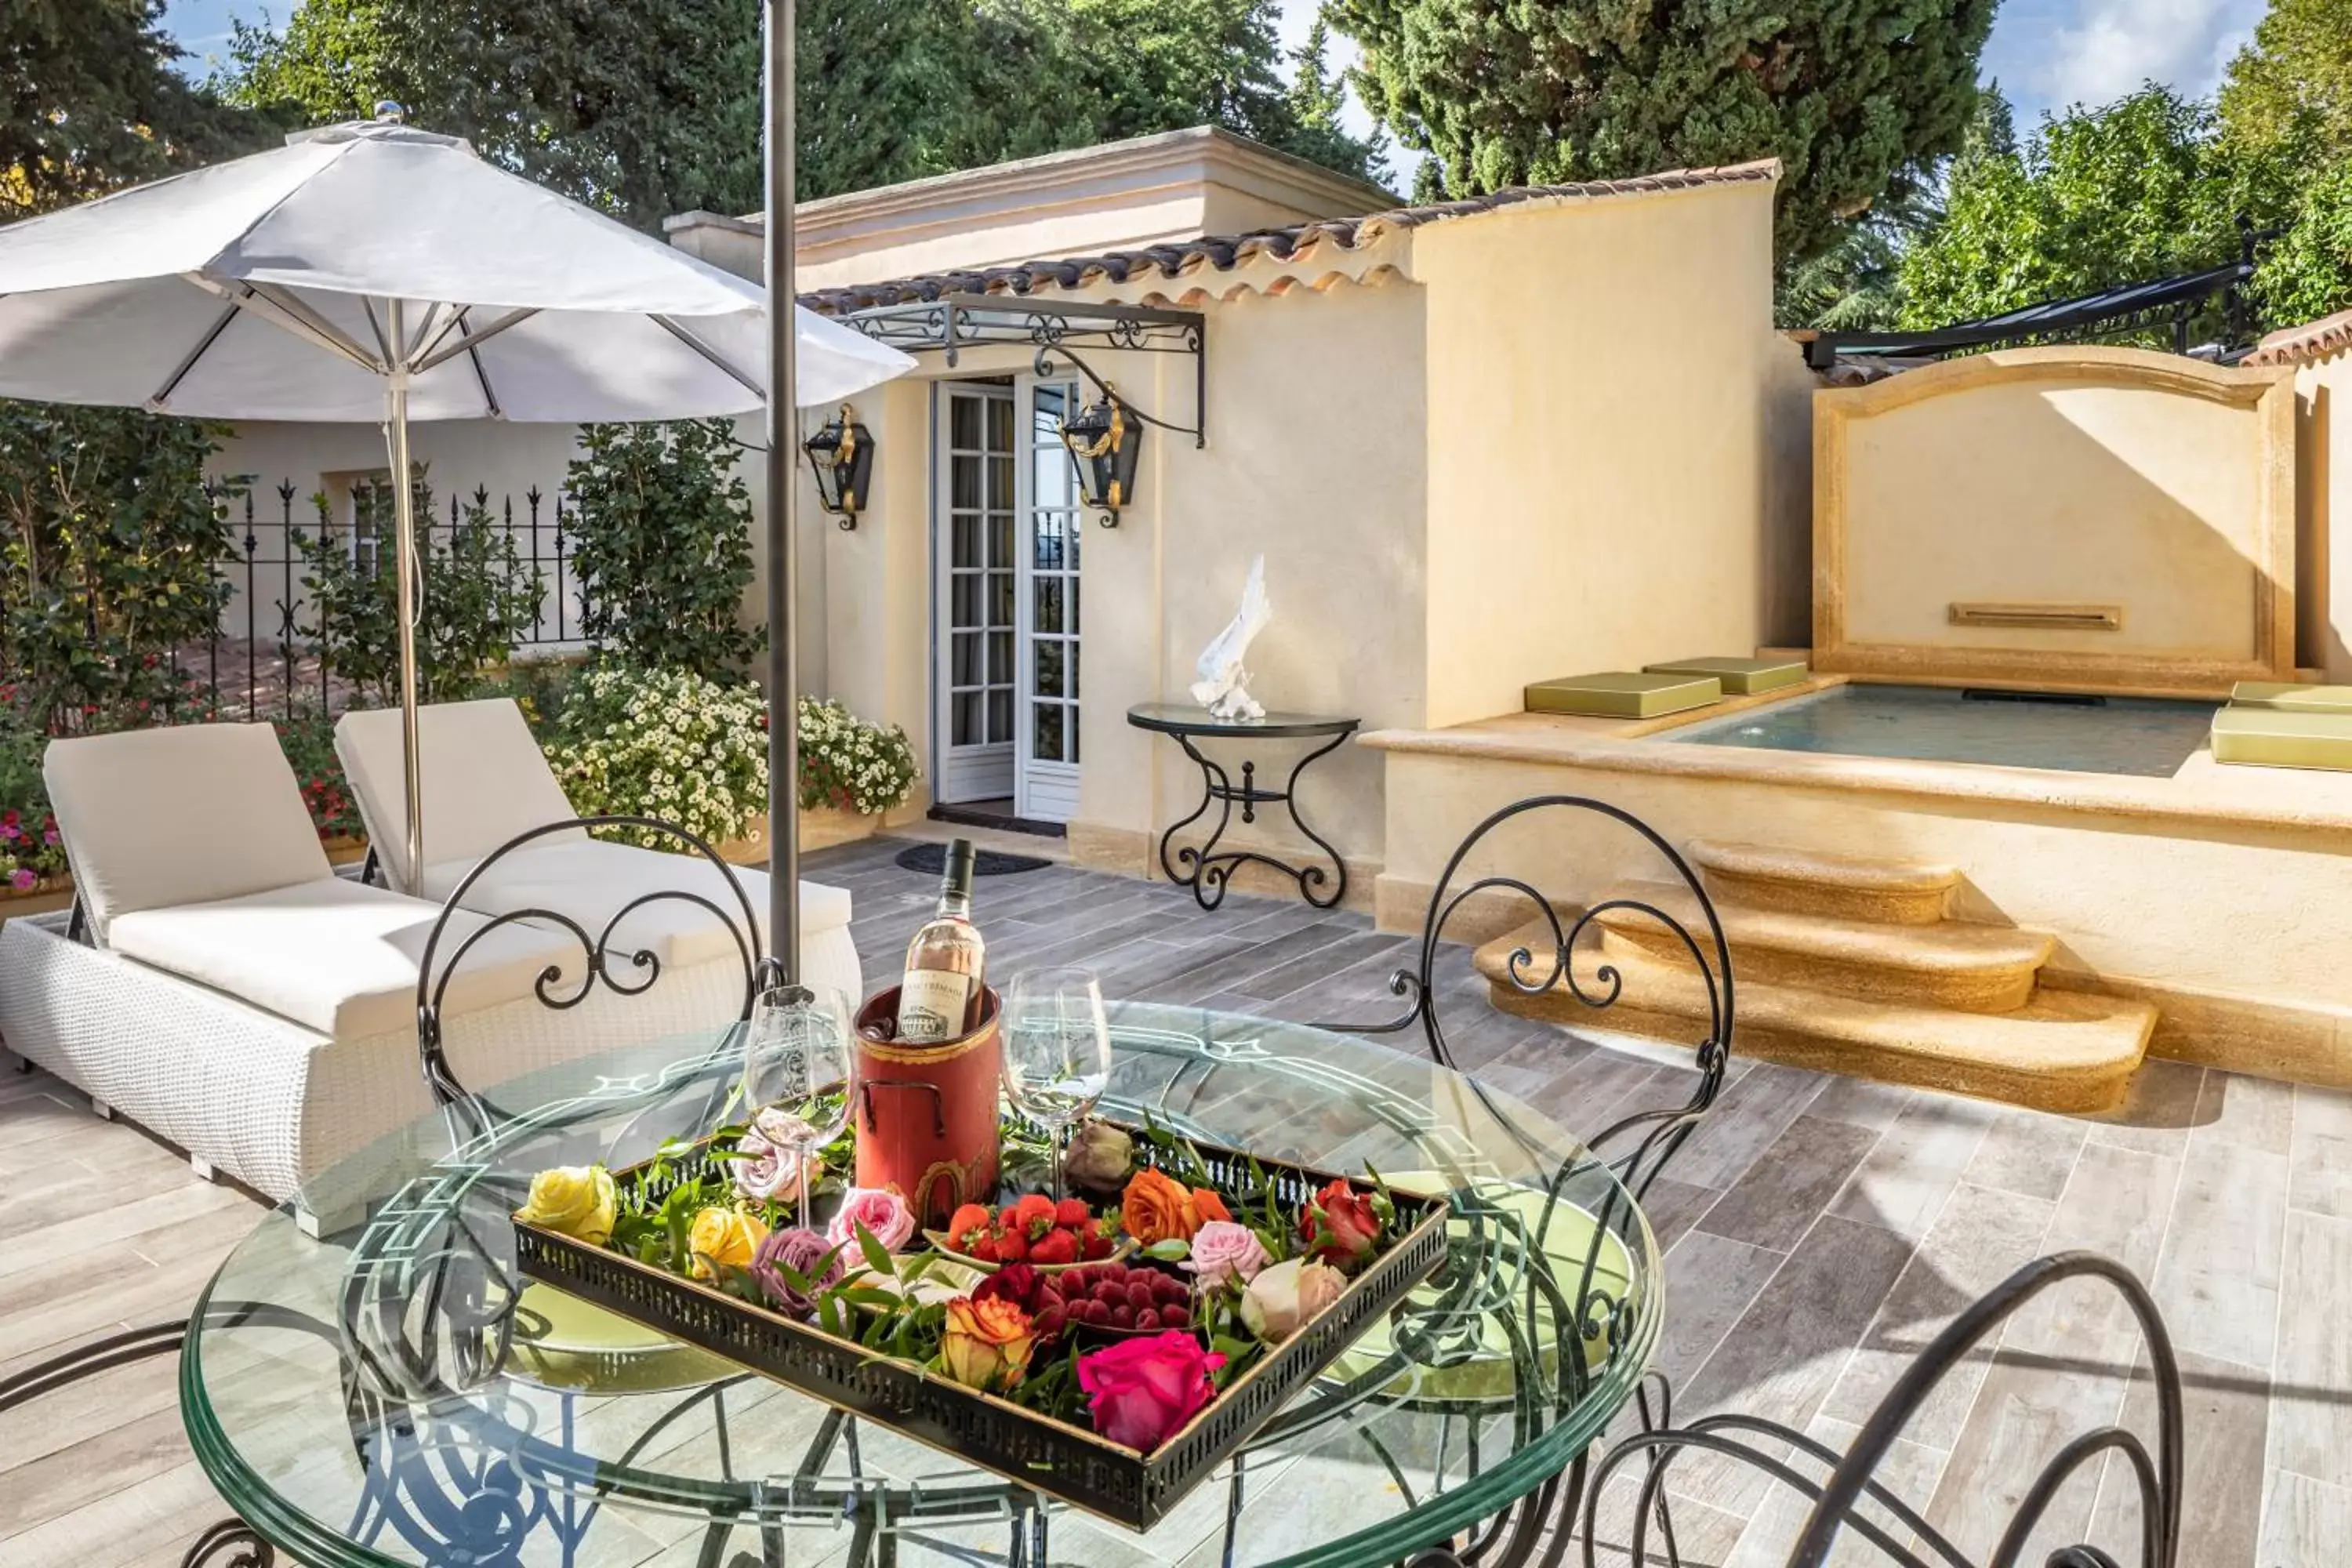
[1668,683,2220,777]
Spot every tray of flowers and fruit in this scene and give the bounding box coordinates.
[509,1115,1449,1530]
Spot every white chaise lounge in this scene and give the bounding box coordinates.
[0,723,761,1225]
[332,698,860,1000]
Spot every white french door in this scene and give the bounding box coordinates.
[930,377,1085,821]
[932,383,1017,804]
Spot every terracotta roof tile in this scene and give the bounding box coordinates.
[2243,307,2352,368]
[798,159,1780,314]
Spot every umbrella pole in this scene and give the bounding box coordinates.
[764,0,800,983]
[385,299,425,891]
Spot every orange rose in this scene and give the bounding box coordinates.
[1120,1168,1232,1245]
[941,1295,1036,1392]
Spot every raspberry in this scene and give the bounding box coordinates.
[1054,1197,1091,1229]
[1160,1303,1190,1329]
[1153,1273,1187,1303]
[1135,1308,1161,1331]
[1108,1303,1134,1330]
[1126,1279,1156,1312]
[1092,1279,1126,1306]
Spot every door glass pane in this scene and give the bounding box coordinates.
[988,456,1014,511]
[988,689,1011,744]
[989,515,1014,568]
[1069,578,1080,636]
[953,633,978,685]
[953,692,982,746]
[953,514,978,568]
[1033,703,1063,762]
[951,457,978,511]
[1069,643,1080,701]
[988,630,1013,684]
[1035,641,1063,698]
[952,397,978,450]
[1070,704,1080,764]
[1035,515,1066,572]
[988,396,1014,452]
[990,572,1014,628]
[952,573,979,626]
[1036,579,1063,634]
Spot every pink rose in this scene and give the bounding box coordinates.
[733,1108,818,1203]
[826,1186,916,1254]
[1077,1332,1225,1454]
[1238,1257,1347,1342]
[1183,1221,1271,1288]
[751,1225,844,1314]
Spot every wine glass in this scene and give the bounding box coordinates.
[1002,967,1112,1200]
[741,982,856,1231]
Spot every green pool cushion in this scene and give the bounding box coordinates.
[2229,681,2352,713]
[2211,706,2352,771]
[1526,671,1724,719]
[1644,655,1810,695]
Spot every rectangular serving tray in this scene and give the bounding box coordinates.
[511,1124,1450,1530]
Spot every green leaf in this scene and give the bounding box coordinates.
[854,1221,893,1276]
[1143,1237,1191,1261]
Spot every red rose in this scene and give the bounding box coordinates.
[1077,1332,1225,1454]
[1300,1178,1382,1272]
[974,1263,1042,1311]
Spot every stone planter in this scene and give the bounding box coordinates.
[715,807,880,866]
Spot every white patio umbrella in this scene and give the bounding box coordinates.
[0,113,911,915]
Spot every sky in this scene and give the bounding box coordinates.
[162,0,2273,187]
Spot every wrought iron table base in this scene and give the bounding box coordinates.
[1156,728,1352,909]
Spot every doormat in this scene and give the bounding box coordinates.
[894,843,1054,877]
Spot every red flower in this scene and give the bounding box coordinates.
[1300,1178,1383,1272]
[1077,1333,1224,1454]
[974,1263,1043,1312]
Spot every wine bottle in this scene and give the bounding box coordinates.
[895,838,984,1043]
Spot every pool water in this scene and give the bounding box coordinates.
[1669,684,2220,777]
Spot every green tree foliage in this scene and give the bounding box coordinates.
[0,405,234,724]
[563,421,765,676]
[1329,0,1992,265]
[3,0,269,220]
[289,475,545,706]
[2220,0,2352,161]
[218,0,1386,232]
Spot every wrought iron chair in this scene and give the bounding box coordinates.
[412,813,769,1140]
[1585,1250,2183,1568]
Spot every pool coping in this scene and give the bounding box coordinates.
[1363,697,2352,843]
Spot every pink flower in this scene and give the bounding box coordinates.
[1183,1221,1271,1288]
[733,1108,818,1203]
[1239,1258,1347,1342]
[826,1186,916,1254]
[8,869,35,892]
[1077,1333,1225,1453]
[750,1225,843,1315]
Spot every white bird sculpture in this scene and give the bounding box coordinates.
[1190,554,1272,720]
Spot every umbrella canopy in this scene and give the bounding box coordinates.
[0,114,913,902]
[0,118,906,419]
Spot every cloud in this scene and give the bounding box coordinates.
[2034,0,2267,111]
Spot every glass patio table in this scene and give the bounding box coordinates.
[180,1003,1662,1568]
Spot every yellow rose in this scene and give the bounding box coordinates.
[514,1165,618,1247]
[688,1206,771,1280]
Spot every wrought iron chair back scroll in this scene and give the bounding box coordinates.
[1585,1250,2183,1568]
[1344,795,1735,1204]
[412,815,770,1131]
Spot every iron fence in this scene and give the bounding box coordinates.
[187,477,592,722]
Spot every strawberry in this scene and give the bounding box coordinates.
[948,1203,993,1252]
[1054,1197,1091,1230]
[995,1228,1029,1263]
[1081,1232,1113,1260]
[1014,1193,1059,1239]
[967,1233,999,1262]
[1029,1229,1077,1266]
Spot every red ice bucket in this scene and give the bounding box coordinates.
[851,985,1003,1229]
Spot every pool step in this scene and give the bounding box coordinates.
[1683,839,1960,927]
[1592,881,2056,1014]
[1475,928,2152,1114]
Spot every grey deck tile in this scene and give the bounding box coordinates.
[2259,1469,2352,1568]
[1695,1115,1884,1254]
[1722,1412,1949,1568]
[2269,1209,2352,1486]
[1656,1229,1788,1386]
[2085,1347,2268,1568]
[1637,1176,1722,1254]
[2190,1067,2296,1156]
[1232,928,1403,1004]
[1802,1074,1917,1133]
[2288,1083,2352,1219]
[1961,1106,2089,1202]
[1668,1062,1835,1192]
[1668,1213,1916,1518]
[1124,920,1363,1004]
[2148,1129,2287,1371]
[2081,1057,2205,1154]
[1820,1181,2057,1448]
[1825,1091,1998,1246]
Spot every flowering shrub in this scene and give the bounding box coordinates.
[274,713,367,841]
[794,696,916,817]
[543,663,770,850]
[0,705,65,895]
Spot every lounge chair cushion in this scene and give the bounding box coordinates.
[107,875,579,1040]
[44,722,332,944]
[336,699,583,892]
[417,837,851,971]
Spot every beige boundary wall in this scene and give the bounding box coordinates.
[1814,347,2299,695]
[1367,725,2352,1089]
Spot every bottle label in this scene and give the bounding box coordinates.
[898,968,974,1044]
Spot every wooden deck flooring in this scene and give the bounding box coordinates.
[2,835,2347,1565]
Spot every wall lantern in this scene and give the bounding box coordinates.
[1060,387,1142,528]
[803,403,874,528]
